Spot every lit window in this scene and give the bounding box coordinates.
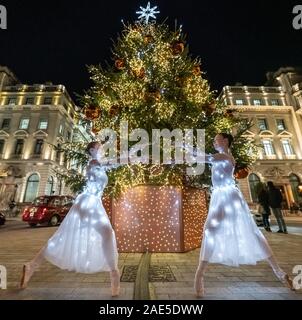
[1,118,11,129]
[67,131,71,141]
[15,139,24,155]
[19,118,30,129]
[7,97,17,105]
[34,139,44,155]
[258,118,268,131]
[271,99,279,106]
[38,119,48,130]
[253,99,261,106]
[24,174,39,202]
[262,140,275,155]
[59,124,64,135]
[282,140,294,155]
[0,140,5,154]
[43,97,53,104]
[25,97,35,105]
[276,119,285,131]
[235,99,244,105]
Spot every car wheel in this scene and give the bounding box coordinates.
[29,223,37,227]
[49,215,59,226]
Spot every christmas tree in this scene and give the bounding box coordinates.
[57,4,258,197]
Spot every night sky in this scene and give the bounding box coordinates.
[0,0,301,102]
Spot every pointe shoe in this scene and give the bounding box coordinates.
[110,270,120,297]
[278,273,296,291]
[20,263,34,289]
[194,274,205,298]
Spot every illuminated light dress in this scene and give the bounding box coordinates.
[44,160,118,273]
[200,153,273,266]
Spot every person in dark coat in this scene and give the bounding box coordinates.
[257,186,272,232]
[267,181,288,234]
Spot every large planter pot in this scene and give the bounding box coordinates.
[103,185,208,253]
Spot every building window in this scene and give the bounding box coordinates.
[19,118,30,130]
[276,119,286,131]
[7,97,17,105]
[1,118,11,129]
[25,97,35,105]
[56,144,62,162]
[63,153,68,167]
[38,119,48,130]
[262,139,275,155]
[43,97,53,105]
[67,131,71,141]
[248,173,261,203]
[289,174,302,203]
[45,176,54,196]
[0,139,5,154]
[15,139,24,155]
[235,99,244,105]
[258,118,268,131]
[59,124,64,135]
[253,99,262,106]
[271,99,279,106]
[281,140,294,155]
[34,139,44,155]
[24,174,40,202]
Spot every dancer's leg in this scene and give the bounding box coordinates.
[194,260,208,297]
[194,218,218,297]
[267,255,295,290]
[94,222,120,296]
[20,246,46,289]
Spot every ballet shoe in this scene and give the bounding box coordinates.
[194,274,205,298]
[110,270,120,297]
[277,273,296,291]
[20,263,35,289]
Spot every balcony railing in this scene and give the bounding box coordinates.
[10,153,24,160]
[263,154,277,160]
[2,84,65,93]
[284,154,297,160]
[226,86,283,94]
[30,154,42,159]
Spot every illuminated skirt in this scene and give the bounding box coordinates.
[199,185,273,266]
[44,192,118,273]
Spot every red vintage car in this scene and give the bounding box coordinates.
[22,195,74,227]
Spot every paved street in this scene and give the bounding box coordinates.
[0,218,301,300]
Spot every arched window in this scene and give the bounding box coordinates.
[24,174,39,202]
[289,173,301,203]
[45,176,54,196]
[248,173,261,202]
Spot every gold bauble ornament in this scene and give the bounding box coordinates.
[115,58,125,70]
[83,105,101,121]
[171,40,185,55]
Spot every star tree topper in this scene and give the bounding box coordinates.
[136,2,160,24]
